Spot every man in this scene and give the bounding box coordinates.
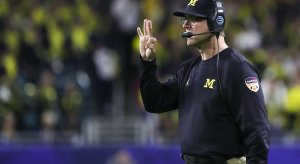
[136,0,270,163]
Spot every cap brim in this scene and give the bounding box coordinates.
[173,9,207,18]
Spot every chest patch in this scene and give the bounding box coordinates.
[245,77,259,92]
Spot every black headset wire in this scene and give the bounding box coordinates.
[216,36,223,98]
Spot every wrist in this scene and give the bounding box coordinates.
[140,55,155,62]
[143,56,155,61]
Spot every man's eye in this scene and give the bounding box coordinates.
[190,17,196,21]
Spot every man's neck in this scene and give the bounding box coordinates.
[198,36,228,60]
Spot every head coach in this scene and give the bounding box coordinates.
[136,0,270,163]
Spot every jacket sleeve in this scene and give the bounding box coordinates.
[139,58,179,113]
[227,62,270,164]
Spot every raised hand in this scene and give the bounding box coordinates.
[137,19,157,61]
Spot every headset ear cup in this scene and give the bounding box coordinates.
[209,0,225,35]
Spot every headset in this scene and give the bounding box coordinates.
[209,0,226,101]
[205,0,227,102]
[181,0,225,38]
[208,0,225,39]
[209,0,232,124]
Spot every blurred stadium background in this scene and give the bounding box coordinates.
[0,0,299,163]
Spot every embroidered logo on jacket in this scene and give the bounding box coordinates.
[245,77,259,92]
[204,78,215,89]
[188,0,198,6]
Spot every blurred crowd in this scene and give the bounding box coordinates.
[0,0,300,144]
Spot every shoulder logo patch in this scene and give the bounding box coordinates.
[245,77,259,92]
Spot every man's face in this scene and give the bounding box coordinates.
[181,15,211,47]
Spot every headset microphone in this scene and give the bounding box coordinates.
[181,31,213,38]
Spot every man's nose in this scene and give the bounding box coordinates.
[182,20,191,28]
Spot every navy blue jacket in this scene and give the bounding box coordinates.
[139,48,270,163]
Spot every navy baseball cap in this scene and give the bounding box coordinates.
[173,0,214,18]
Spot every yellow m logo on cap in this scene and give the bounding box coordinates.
[204,79,216,89]
[188,0,198,6]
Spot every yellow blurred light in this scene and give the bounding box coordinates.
[45,87,57,101]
